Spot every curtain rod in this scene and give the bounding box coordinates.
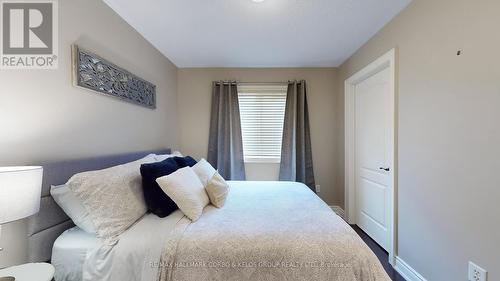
[238,82,288,85]
[213,81,303,85]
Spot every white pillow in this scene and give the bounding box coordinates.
[192,159,229,208]
[205,172,229,208]
[67,154,156,241]
[50,184,96,234]
[191,158,216,186]
[155,151,183,162]
[156,167,209,221]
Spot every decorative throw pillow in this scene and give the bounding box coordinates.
[50,184,96,233]
[156,167,209,221]
[140,157,180,218]
[66,154,156,241]
[191,158,216,186]
[192,159,229,208]
[173,156,197,167]
[205,172,229,208]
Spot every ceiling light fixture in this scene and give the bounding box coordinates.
[252,0,265,3]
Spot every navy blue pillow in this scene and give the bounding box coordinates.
[140,157,180,218]
[173,156,197,167]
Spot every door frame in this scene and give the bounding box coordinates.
[344,48,397,266]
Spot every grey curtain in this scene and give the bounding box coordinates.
[279,80,315,191]
[207,81,246,180]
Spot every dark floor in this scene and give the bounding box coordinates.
[351,225,406,281]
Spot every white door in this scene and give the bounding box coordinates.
[354,67,392,251]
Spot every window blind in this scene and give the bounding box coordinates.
[238,85,287,163]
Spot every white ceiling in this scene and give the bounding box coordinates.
[103,0,411,68]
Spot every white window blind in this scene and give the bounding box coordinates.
[238,85,287,163]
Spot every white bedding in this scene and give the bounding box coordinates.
[52,227,100,281]
[81,211,185,281]
[57,181,389,281]
[53,211,185,281]
[157,181,390,281]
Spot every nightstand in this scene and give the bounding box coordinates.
[0,263,54,281]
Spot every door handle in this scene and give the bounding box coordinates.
[379,167,390,172]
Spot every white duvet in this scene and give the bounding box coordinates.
[80,181,390,281]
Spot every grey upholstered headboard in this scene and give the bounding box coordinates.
[27,149,171,262]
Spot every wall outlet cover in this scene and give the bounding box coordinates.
[315,184,321,193]
[468,261,487,281]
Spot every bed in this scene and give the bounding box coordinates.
[28,150,390,281]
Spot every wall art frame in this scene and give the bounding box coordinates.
[72,45,156,109]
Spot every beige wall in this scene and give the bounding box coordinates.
[244,163,280,181]
[338,0,500,280]
[177,68,341,205]
[0,0,179,267]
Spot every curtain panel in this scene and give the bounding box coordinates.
[279,80,315,191]
[207,81,246,180]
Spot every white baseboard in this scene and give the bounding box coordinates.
[329,205,346,221]
[329,207,427,281]
[395,256,427,281]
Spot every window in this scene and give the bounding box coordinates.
[238,84,287,163]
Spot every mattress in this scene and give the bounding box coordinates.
[51,227,100,281]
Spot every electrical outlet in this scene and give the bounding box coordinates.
[469,261,487,281]
[315,184,321,193]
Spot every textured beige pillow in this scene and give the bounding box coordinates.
[191,158,216,186]
[156,167,209,221]
[192,159,229,208]
[67,154,156,241]
[205,172,229,208]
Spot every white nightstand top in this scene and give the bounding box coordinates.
[0,263,54,281]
